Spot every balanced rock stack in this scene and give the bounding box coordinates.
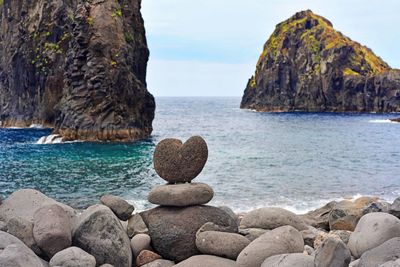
[140,136,238,263]
[149,136,213,206]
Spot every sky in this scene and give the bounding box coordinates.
[141,0,400,97]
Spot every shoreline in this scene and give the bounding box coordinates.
[1,188,399,266]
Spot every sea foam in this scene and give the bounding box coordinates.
[369,119,398,124]
[36,134,63,144]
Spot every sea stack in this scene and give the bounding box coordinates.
[140,136,238,262]
[241,10,400,112]
[0,0,155,141]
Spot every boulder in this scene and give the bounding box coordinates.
[239,227,269,241]
[314,237,351,267]
[0,221,6,231]
[379,260,400,267]
[173,255,235,267]
[261,253,314,267]
[0,189,75,252]
[33,204,72,257]
[153,136,208,183]
[350,259,360,267]
[236,226,304,267]
[0,231,46,267]
[239,207,307,231]
[0,244,47,267]
[359,238,400,267]
[197,222,236,233]
[300,201,337,230]
[140,205,237,262]
[127,213,149,238]
[49,246,96,267]
[131,234,152,258]
[6,217,41,254]
[329,197,378,231]
[314,230,351,250]
[0,189,76,223]
[100,194,134,221]
[362,202,390,215]
[303,245,314,255]
[136,250,162,267]
[218,206,239,225]
[195,230,250,260]
[141,259,175,267]
[348,213,400,258]
[301,226,326,247]
[148,183,214,206]
[72,204,132,267]
[389,197,400,218]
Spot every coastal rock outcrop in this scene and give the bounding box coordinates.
[241,10,400,112]
[0,0,155,141]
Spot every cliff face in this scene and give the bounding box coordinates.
[241,10,400,112]
[0,0,155,141]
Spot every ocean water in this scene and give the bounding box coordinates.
[1,97,400,213]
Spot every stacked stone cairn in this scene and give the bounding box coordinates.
[139,136,244,265]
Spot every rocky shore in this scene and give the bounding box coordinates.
[1,136,400,266]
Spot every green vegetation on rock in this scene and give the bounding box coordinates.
[242,10,400,113]
[257,10,389,76]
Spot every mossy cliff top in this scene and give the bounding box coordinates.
[242,10,400,112]
[256,10,389,77]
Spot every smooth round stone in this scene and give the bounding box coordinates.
[100,194,134,221]
[348,213,400,258]
[153,136,208,183]
[131,234,152,257]
[148,183,214,206]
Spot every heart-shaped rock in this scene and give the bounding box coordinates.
[153,136,208,183]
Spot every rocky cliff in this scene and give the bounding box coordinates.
[241,10,400,112]
[0,0,155,141]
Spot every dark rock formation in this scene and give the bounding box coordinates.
[241,10,400,112]
[391,118,400,123]
[0,0,154,141]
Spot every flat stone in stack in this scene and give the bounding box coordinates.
[149,136,213,207]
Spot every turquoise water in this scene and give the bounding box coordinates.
[1,97,400,212]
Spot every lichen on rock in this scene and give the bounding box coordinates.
[241,10,400,112]
[0,0,155,141]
